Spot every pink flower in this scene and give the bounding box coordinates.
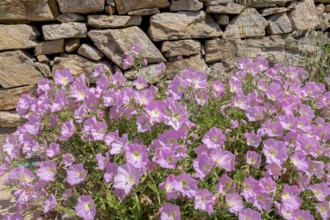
[263,139,287,166]
[75,195,96,220]
[226,193,244,213]
[37,161,57,182]
[211,150,235,172]
[239,208,262,220]
[113,163,141,196]
[67,164,86,185]
[44,193,57,213]
[54,69,73,86]
[160,203,180,220]
[202,127,226,149]
[194,189,215,214]
[60,120,76,141]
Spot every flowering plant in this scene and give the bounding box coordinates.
[1,46,330,220]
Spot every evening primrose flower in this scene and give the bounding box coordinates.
[54,69,73,86]
[75,196,96,220]
[194,189,215,214]
[113,163,140,195]
[226,193,244,214]
[239,208,262,220]
[160,203,180,220]
[67,164,87,185]
[37,161,57,182]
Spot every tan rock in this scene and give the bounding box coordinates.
[205,0,235,6]
[87,15,142,28]
[0,25,39,51]
[42,22,87,40]
[35,39,65,55]
[318,12,330,31]
[35,62,52,77]
[208,62,235,82]
[128,8,160,16]
[206,3,245,14]
[316,4,325,14]
[105,6,116,15]
[161,40,201,57]
[236,0,294,8]
[325,4,330,12]
[65,39,81,53]
[52,54,113,80]
[165,55,208,79]
[148,11,223,41]
[266,13,292,35]
[204,38,236,63]
[0,111,25,128]
[223,8,268,39]
[315,0,330,3]
[287,0,320,31]
[0,85,36,110]
[88,27,166,69]
[37,55,49,63]
[0,50,44,88]
[78,44,104,61]
[57,0,105,14]
[215,15,230,25]
[115,0,170,14]
[260,7,290,16]
[57,13,86,23]
[107,0,115,6]
[0,0,58,21]
[170,0,203,11]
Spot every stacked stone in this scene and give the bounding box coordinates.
[0,0,329,127]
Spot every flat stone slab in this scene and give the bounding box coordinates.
[87,15,142,28]
[148,11,223,41]
[42,22,87,40]
[0,50,44,89]
[57,0,105,14]
[88,27,166,69]
[0,85,36,110]
[114,0,170,14]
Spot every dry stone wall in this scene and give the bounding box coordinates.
[0,0,329,127]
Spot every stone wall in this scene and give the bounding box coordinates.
[0,0,329,127]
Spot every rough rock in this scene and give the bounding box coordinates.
[223,8,268,39]
[0,85,36,110]
[205,0,235,6]
[65,39,81,53]
[161,40,201,57]
[208,62,235,82]
[260,7,290,16]
[35,39,65,55]
[88,27,166,69]
[52,54,113,80]
[170,0,203,11]
[148,11,223,41]
[105,6,116,15]
[0,0,59,21]
[325,5,330,12]
[215,15,230,25]
[287,0,320,31]
[0,111,25,128]
[316,4,325,15]
[128,8,160,16]
[315,0,330,3]
[37,55,50,63]
[107,0,115,6]
[206,3,245,14]
[42,22,87,40]
[0,50,44,88]
[165,55,208,79]
[87,15,142,28]
[114,0,171,14]
[266,13,292,35]
[57,0,105,14]
[57,13,86,23]
[204,38,236,63]
[125,64,163,84]
[0,25,40,51]
[34,62,52,78]
[78,44,104,61]
[318,12,330,30]
[236,0,294,8]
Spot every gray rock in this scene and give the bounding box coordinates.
[206,3,245,14]
[223,8,268,39]
[260,7,290,16]
[35,39,65,55]
[128,8,160,16]
[316,4,325,14]
[266,13,293,35]
[0,0,59,21]
[88,27,166,69]
[287,0,320,31]
[65,39,81,53]
[78,44,104,61]
[161,40,201,57]
[124,64,163,84]
[170,0,203,11]
[0,85,36,110]
[215,15,230,25]
[0,50,44,88]
[35,62,52,77]
[42,22,87,40]
[57,13,86,23]
[148,11,223,41]
[204,38,236,64]
[57,0,105,14]
[114,0,170,14]
[87,15,142,28]
[236,0,294,8]
[52,54,113,80]
[0,25,39,51]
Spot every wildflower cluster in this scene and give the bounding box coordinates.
[0,46,329,220]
